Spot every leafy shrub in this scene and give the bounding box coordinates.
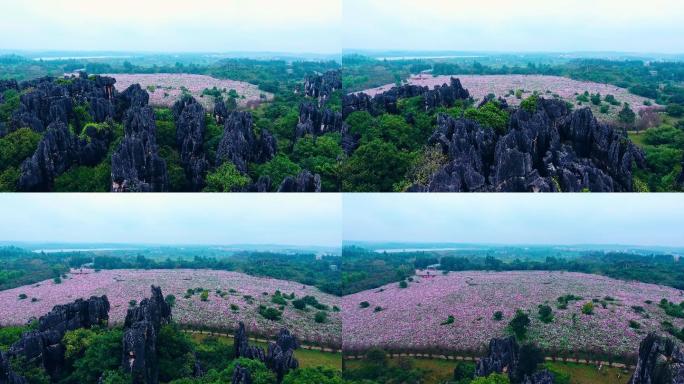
[359,301,370,308]
[538,304,554,323]
[493,311,503,321]
[399,281,408,288]
[200,290,209,302]
[258,306,282,321]
[374,306,383,312]
[314,311,328,323]
[581,302,594,315]
[441,315,455,325]
[520,94,538,113]
[629,320,641,329]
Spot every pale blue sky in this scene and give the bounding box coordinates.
[0,194,342,247]
[343,194,684,247]
[0,0,341,53]
[343,0,684,53]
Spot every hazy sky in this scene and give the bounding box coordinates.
[343,194,684,247]
[343,0,684,53]
[0,194,342,247]
[0,0,341,53]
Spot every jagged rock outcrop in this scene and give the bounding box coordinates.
[476,337,520,380]
[17,121,77,191]
[17,119,113,191]
[420,98,644,192]
[37,295,110,334]
[523,370,555,384]
[0,350,27,384]
[6,74,117,136]
[215,111,276,173]
[478,94,509,110]
[173,96,209,191]
[295,102,344,139]
[231,364,253,384]
[213,98,229,125]
[629,334,684,384]
[423,115,497,192]
[277,170,322,192]
[303,70,342,105]
[111,107,168,192]
[123,286,172,330]
[122,286,171,384]
[115,84,149,120]
[123,321,157,384]
[0,79,19,93]
[342,77,470,118]
[233,322,299,383]
[0,296,109,382]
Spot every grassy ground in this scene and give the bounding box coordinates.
[189,333,342,371]
[545,362,630,384]
[345,358,456,384]
[345,358,632,384]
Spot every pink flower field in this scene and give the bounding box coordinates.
[107,74,273,110]
[359,74,660,121]
[342,271,684,356]
[0,269,340,346]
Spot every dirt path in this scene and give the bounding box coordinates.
[182,329,340,353]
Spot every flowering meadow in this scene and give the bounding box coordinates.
[360,74,659,121]
[0,269,340,346]
[107,74,273,110]
[342,271,684,357]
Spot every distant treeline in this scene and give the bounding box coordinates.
[342,246,684,294]
[0,247,342,295]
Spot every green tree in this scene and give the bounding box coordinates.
[253,154,301,189]
[314,311,328,323]
[520,94,538,113]
[538,305,554,323]
[226,358,276,384]
[54,163,111,192]
[342,139,413,192]
[0,128,42,171]
[618,104,636,126]
[509,310,531,340]
[464,101,510,134]
[158,324,196,382]
[515,344,544,379]
[69,328,123,383]
[282,367,344,384]
[204,162,251,192]
[0,326,25,351]
[292,133,343,191]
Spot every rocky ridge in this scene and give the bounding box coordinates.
[0,296,110,383]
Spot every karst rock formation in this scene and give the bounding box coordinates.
[418,97,644,192]
[629,334,684,384]
[173,96,209,191]
[233,322,299,383]
[342,77,470,118]
[111,106,168,192]
[0,296,110,383]
[475,337,554,384]
[122,285,172,384]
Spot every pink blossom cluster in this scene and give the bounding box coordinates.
[342,271,684,355]
[107,74,273,110]
[0,269,340,345]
